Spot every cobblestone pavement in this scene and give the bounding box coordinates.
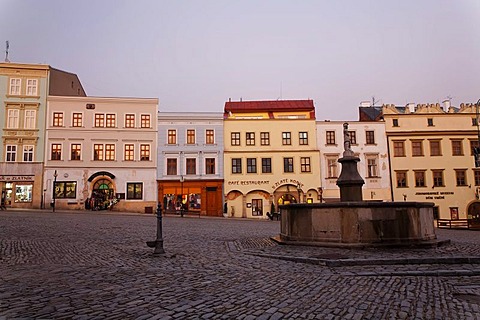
[1,210,480,319]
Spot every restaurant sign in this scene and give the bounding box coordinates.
[0,175,34,182]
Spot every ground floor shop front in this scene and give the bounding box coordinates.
[0,163,44,209]
[43,168,157,213]
[157,179,224,217]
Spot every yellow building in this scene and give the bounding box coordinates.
[223,100,321,219]
[380,102,480,220]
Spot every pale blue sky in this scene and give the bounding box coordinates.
[1,0,479,120]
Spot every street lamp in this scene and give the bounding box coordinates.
[52,170,58,212]
[296,182,302,203]
[475,99,480,167]
[180,175,184,217]
[318,187,323,203]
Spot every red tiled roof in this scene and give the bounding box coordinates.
[224,100,314,113]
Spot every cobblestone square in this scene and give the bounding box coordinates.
[1,210,480,319]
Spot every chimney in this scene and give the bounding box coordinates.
[442,99,451,110]
[360,101,371,107]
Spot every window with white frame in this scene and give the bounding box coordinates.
[167,130,177,144]
[6,145,17,162]
[9,78,21,95]
[141,114,150,128]
[300,157,311,172]
[106,114,116,128]
[140,144,150,161]
[125,114,135,128]
[124,144,134,161]
[187,129,196,144]
[51,144,62,160]
[186,158,196,175]
[105,144,115,161]
[72,113,83,127]
[206,129,215,144]
[205,158,215,174]
[23,145,34,162]
[53,112,63,127]
[24,110,36,129]
[167,158,177,175]
[94,114,105,127]
[326,156,338,178]
[7,109,19,128]
[26,79,38,96]
[71,144,81,161]
[93,144,103,160]
[366,154,379,178]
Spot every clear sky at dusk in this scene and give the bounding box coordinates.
[1,0,479,120]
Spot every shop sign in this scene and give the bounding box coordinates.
[0,175,34,182]
[272,178,303,190]
[414,191,454,200]
[228,180,270,186]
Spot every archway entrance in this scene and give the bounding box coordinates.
[91,178,115,210]
[277,194,298,205]
[467,201,480,229]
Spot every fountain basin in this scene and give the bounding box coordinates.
[277,202,441,247]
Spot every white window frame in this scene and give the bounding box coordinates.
[7,109,20,128]
[6,145,17,162]
[26,79,38,96]
[366,154,379,178]
[23,145,34,162]
[326,155,339,178]
[124,143,135,161]
[9,78,21,95]
[24,110,36,129]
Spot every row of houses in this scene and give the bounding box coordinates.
[1,62,479,221]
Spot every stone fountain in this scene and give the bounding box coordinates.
[276,123,442,247]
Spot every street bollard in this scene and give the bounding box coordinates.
[146,203,165,255]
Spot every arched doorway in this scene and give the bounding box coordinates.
[91,178,115,210]
[277,194,298,205]
[468,201,480,229]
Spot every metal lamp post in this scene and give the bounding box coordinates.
[296,182,302,203]
[52,170,58,212]
[180,175,184,217]
[475,99,480,167]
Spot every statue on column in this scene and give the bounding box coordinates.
[343,122,354,157]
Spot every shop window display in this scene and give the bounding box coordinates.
[15,184,33,202]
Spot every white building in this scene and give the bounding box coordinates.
[45,96,158,213]
[316,120,391,202]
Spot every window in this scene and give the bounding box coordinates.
[71,144,81,161]
[205,158,215,175]
[252,199,263,216]
[72,113,83,127]
[470,140,479,155]
[429,140,441,156]
[15,184,33,202]
[348,131,356,145]
[231,132,240,146]
[187,130,196,144]
[6,145,17,162]
[411,140,423,156]
[167,159,177,175]
[186,158,196,175]
[125,114,135,128]
[167,130,177,144]
[26,79,37,96]
[54,182,77,199]
[260,132,270,145]
[366,155,378,177]
[262,158,272,173]
[455,169,467,186]
[94,114,104,127]
[366,131,375,144]
[300,157,311,173]
[283,157,294,173]
[93,144,103,161]
[53,112,63,127]
[23,145,34,162]
[124,144,134,161]
[7,109,19,128]
[392,119,399,127]
[140,114,150,128]
[393,141,405,157]
[105,144,115,161]
[246,132,255,146]
[24,110,36,129]
[326,131,336,145]
[451,140,463,156]
[299,132,309,145]
[127,183,143,200]
[396,171,408,188]
[475,170,480,186]
[327,157,338,178]
[232,158,242,174]
[206,130,215,144]
[51,144,62,160]
[106,114,116,128]
[9,78,21,95]
[140,144,150,161]
[282,132,291,145]
[427,118,434,126]
[247,158,257,173]
[414,170,426,187]
[432,170,444,187]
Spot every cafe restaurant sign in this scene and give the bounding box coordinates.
[0,175,34,182]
